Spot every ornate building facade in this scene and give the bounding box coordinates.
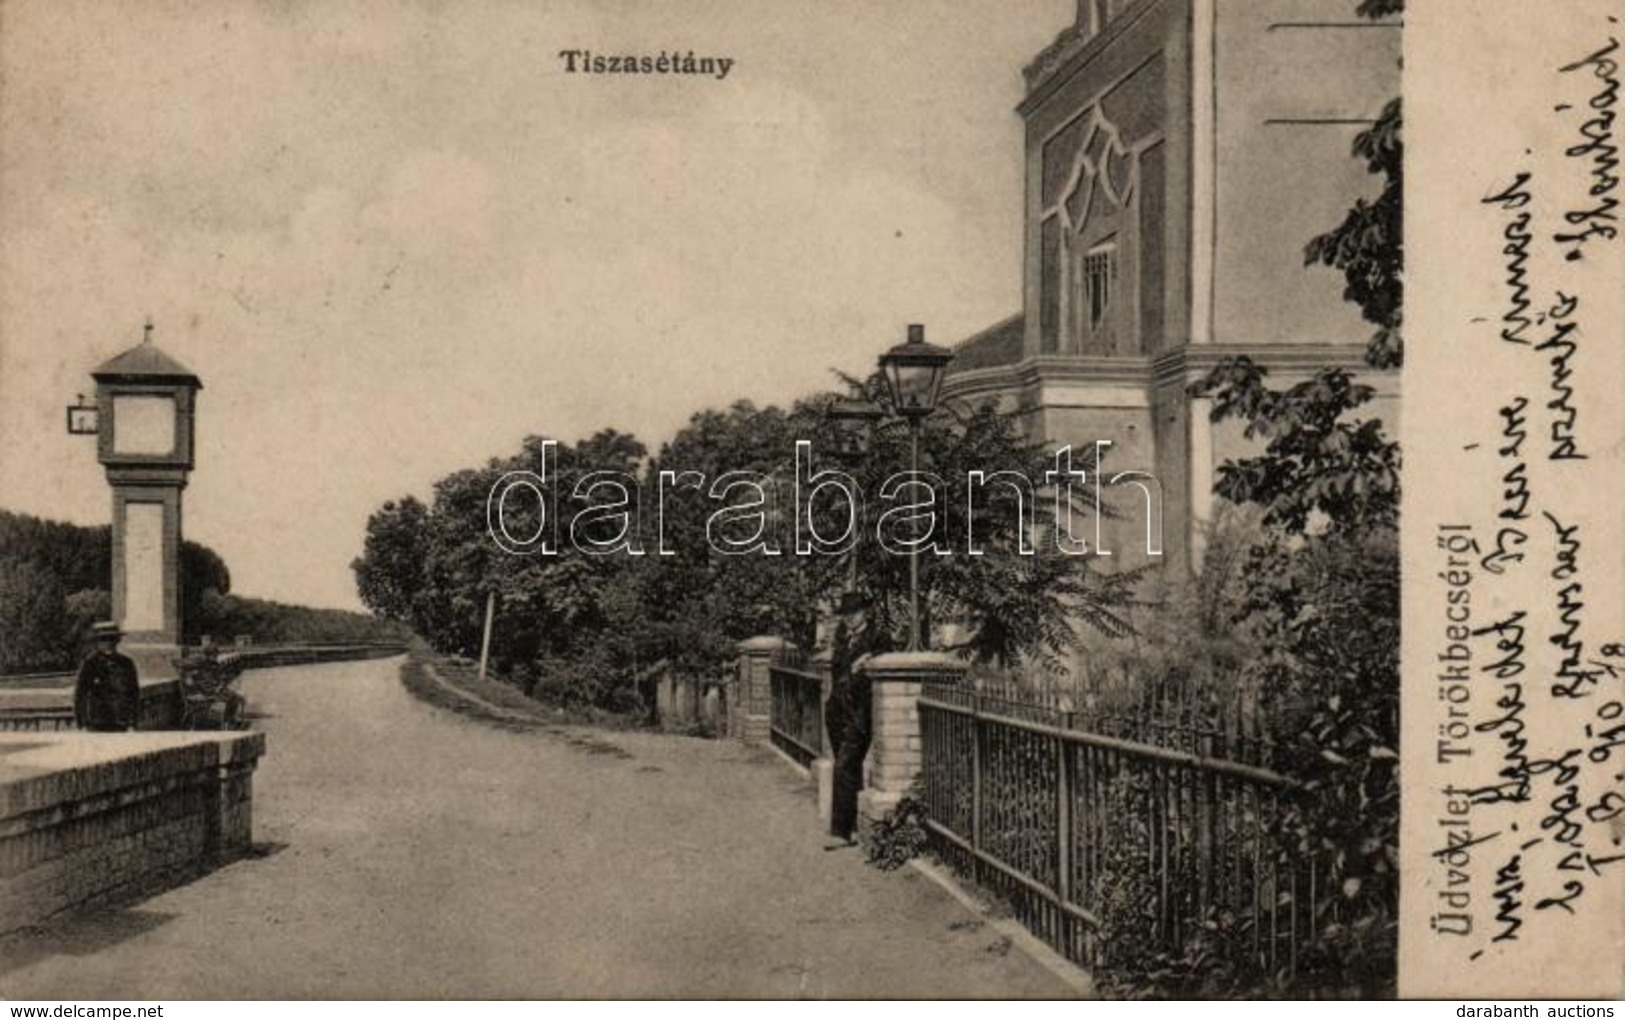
[943,0,1401,575]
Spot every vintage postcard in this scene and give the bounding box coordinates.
[0,0,1619,1003]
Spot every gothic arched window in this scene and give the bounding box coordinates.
[1040,105,1139,356]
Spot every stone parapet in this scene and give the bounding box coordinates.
[0,730,266,934]
[0,679,181,733]
[0,643,406,732]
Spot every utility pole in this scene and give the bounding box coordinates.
[477,589,496,683]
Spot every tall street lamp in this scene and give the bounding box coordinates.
[876,324,955,651]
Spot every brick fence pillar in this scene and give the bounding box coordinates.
[733,636,793,746]
[857,651,967,820]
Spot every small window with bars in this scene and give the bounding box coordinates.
[1083,242,1117,332]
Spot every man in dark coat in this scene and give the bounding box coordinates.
[824,594,871,848]
[74,621,140,732]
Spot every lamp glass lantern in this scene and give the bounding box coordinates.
[879,323,955,420]
[825,397,884,458]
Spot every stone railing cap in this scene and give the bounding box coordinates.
[736,636,793,653]
[858,651,969,674]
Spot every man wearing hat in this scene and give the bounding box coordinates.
[823,592,872,848]
[74,621,141,732]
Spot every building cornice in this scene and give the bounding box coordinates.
[942,342,1398,404]
[1151,342,1381,386]
[944,354,1148,404]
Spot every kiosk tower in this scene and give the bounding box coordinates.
[89,325,202,680]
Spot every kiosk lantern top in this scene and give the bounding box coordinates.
[91,336,202,390]
[89,327,202,470]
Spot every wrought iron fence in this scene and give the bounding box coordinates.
[768,663,825,767]
[918,678,1317,978]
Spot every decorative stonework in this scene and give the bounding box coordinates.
[1022,0,1140,96]
[1023,21,1095,93]
[1040,104,1139,356]
[1045,107,1135,232]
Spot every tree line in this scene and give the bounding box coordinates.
[0,509,405,674]
[352,377,1141,715]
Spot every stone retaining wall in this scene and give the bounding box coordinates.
[0,731,266,934]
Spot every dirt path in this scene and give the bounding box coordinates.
[0,656,1078,998]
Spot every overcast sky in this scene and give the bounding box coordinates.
[0,0,1070,610]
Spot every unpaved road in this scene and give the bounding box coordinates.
[0,657,1077,998]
